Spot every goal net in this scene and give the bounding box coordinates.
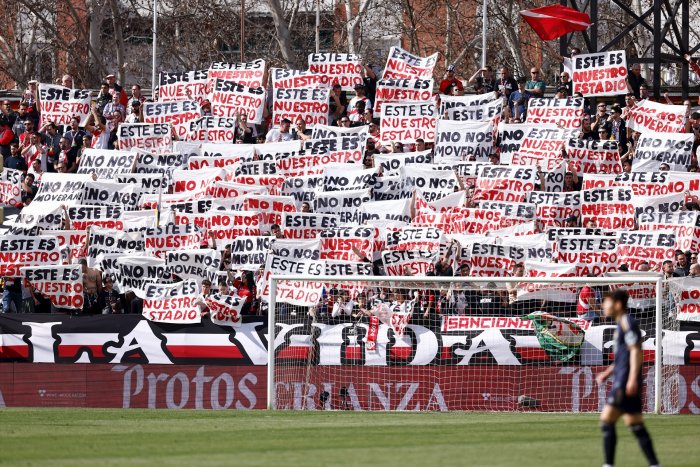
[267,275,685,413]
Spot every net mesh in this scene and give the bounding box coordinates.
[270,277,684,413]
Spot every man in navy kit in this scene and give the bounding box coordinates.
[596,290,660,467]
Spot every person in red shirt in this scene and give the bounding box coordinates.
[439,65,464,95]
[577,283,600,320]
[232,271,258,315]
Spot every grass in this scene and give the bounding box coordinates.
[0,410,698,466]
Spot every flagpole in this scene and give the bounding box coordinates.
[151,0,158,98]
[481,0,488,68]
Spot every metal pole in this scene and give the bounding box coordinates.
[315,0,320,54]
[267,277,277,410]
[481,0,488,68]
[654,277,663,414]
[240,0,245,62]
[151,0,158,98]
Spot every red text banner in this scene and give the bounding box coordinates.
[143,100,200,139]
[208,59,265,88]
[572,50,628,96]
[118,123,173,153]
[383,46,438,80]
[379,102,437,145]
[210,79,265,124]
[22,265,83,310]
[307,53,363,91]
[272,88,330,127]
[38,84,91,126]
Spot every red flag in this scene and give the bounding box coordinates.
[520,4,592,41]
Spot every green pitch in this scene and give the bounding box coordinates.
[1,409,698,466]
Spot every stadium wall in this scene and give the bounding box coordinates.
[1,314,699,412]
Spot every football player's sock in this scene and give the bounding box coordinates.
[629,423,659,466]
[601,422,617,466]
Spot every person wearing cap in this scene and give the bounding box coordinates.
[347,83,372,122]
[200,99,212,116]
[125,100,143,123]
[128,84,147,114]
[508,77,534,121]
[440,64,464,95]
[468,66,497,94]
[61,74,74,89]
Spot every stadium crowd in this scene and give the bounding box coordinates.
[1,48,700,327]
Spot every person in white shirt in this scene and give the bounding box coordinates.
[331,290,355,318]
[347,83,372,122]
[265,118,293,142]
[20,132,47,172]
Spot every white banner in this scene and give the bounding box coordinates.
[38,84,91,126]
[571,51,628,96]
[383,46,438,80]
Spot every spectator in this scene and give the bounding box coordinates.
[63,116,87,149]
[27,158,43,179]
[525,67,546,97]
[468,66,497,94]
[328,84,347,125]
[5,143,27,171]
[95,82,112,114]
[440,64,464,95]
[300,201,312,213]
[580,115,598,141]
[0,115,14,160]
[639,83,652,100]
[627,63,647,99]
[348,83,372,122]
[61,74,74,88]
[56,137,79,172]
[18,119,37,152]
[128,84,147,113]
[591,102,609,132]
[20,131,47,172]
[200,99,212,116]
[124,101,143,123]
[292,117,312,141]
[21,173,38,199]
[100,276,124,314]
[2,277,23,313]
[361,63,378,104]
[560,71,573,96]
[40,122,61,171]
[577,281,600,321]
[1,99,17,127]
[607,105,628,154]
[508,77,533,120]
[271,224,284,239]
[674,251,690,277]
[78,258,102,314]
[266,118,293,142]
[11,103,31,143]
[234,113,256,143]
[497,66,518,98]
[621,93,637,119]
